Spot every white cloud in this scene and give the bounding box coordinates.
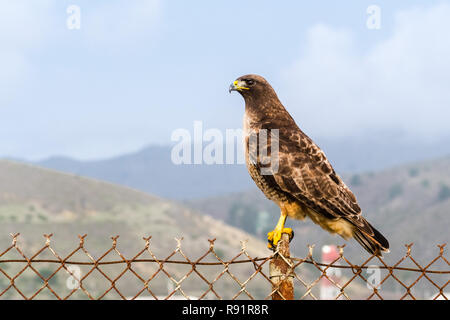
[0,0,55,49]
[281,3,450,138]
[0,0,56,104]
[83,0,161,47]
[0,0,162,104]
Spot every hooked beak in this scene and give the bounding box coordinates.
[229,80,249,93]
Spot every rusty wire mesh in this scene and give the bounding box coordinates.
[0,233,448,300]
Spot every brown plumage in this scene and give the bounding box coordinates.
[230,74,389,256]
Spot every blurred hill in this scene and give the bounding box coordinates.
[0,160,268,257]
[31,133,450,200]
[0,160,269,299]
[34,146,252,200]
[0,158,447,298]
[187,156,450,263]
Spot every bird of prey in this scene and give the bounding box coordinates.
[229,74,389,256]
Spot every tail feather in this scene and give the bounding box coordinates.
[353,222,389,256]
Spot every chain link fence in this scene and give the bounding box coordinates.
[0,233,448,300]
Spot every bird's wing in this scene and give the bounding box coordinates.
[253,125,373,233]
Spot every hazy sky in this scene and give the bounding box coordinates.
[1,0,449,160]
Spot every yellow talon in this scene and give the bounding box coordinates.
[267,228,293,249]
[267,204,295,249]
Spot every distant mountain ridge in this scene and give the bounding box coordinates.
[31,133,450,200]
[35,146,253,200]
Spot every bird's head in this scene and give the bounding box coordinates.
[229,74,274,99]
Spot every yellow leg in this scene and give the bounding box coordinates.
[267,207,293,249]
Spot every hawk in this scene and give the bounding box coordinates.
[229,74,389,256]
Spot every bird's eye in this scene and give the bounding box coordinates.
[246,79,255,86]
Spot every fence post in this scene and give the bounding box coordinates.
[269,232,294,300]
